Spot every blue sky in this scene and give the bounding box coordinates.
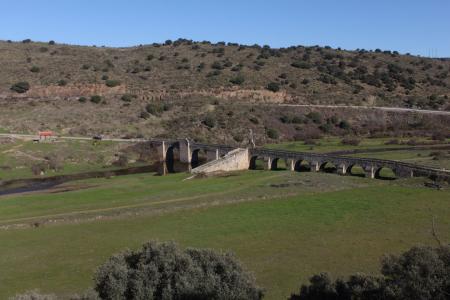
[1,0,449,57]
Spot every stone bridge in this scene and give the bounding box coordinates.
[150,139,450,180]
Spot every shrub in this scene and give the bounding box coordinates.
[145,103,163,116]
[57,79,67,86]
[211,61,223,70]
[101,75,109,80]
[139,111,150,119]
[10,82,30,93]
[290,246,450,300]
[81,64,90,70]
[266,128,279,139]
[22,38,32,43]
[203,115,216,128]
[120,94,134,102]
[385,139,399,145]
[230,74,245,85]
[105,80,121,87]
[94,241,263,300]
[291,61,311,69]
[266,82,280,92]
[249,117,259,124]
[306,111,322,124]
[341,137,361,146]
[30,66,40,73]
[31,163,46,176]
[431,131,446,141]
[338,120,350,129]
[48,40,55,45]
[90,95,102,104]
[146,54,154,61]
[113,155,128,167]
[78,97,87,103]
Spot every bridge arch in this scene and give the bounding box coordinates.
[375,167,396,180]
[346,164,366,177]
[270,158,288,171]
[191,148,207,168]
[249,156,265,170]
[294,160,311,171]
[320,161,337,173]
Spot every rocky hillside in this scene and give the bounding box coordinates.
[0,39,449,143]
[1,39,449,109]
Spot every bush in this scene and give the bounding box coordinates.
[211,61,223,70]
[139,111,150,119]
[306,112,322,124]
[291,61,311,69]
[57,79,67,86]
[341,137,361,146]
[338,120,350,130]
[94,241,263,300]
[105,80,121,87]
[48,40,55,45]
[203,115,216,128]
[266,128,279,139]
[101,75,109,81]
[30,66,40,73]
[290,246,450,300]
[120,94,134,102]
[145,103,163,116]
[431,132,446,141]
[266,82,280,92]
[90,95,102,104]
[78,97,87,103]
[10,82,30,93]
[113,155,128,167]
[230,74,245,85]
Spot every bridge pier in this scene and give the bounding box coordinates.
[365,166,375,179]
[311,161,320,172]
[206,149,219,161]
[179,139,192,164]
[287,159,295,171]
[157,141,166,162]
[337,164,347,175]
[266,157,272,170]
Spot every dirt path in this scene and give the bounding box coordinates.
[270,104,450,116]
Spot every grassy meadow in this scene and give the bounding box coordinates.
[0,170,449,299]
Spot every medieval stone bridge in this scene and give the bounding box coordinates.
[151,139,450,180]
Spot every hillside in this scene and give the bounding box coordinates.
[2,39,450,108]
[0,39,449,143]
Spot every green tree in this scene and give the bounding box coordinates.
[94,241,263,300]
[290,246,450,300]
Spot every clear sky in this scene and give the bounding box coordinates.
[1,0,449,57]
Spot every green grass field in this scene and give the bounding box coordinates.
[0,139,145,180]
[0,170,449,299]
[266,136,450,153]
